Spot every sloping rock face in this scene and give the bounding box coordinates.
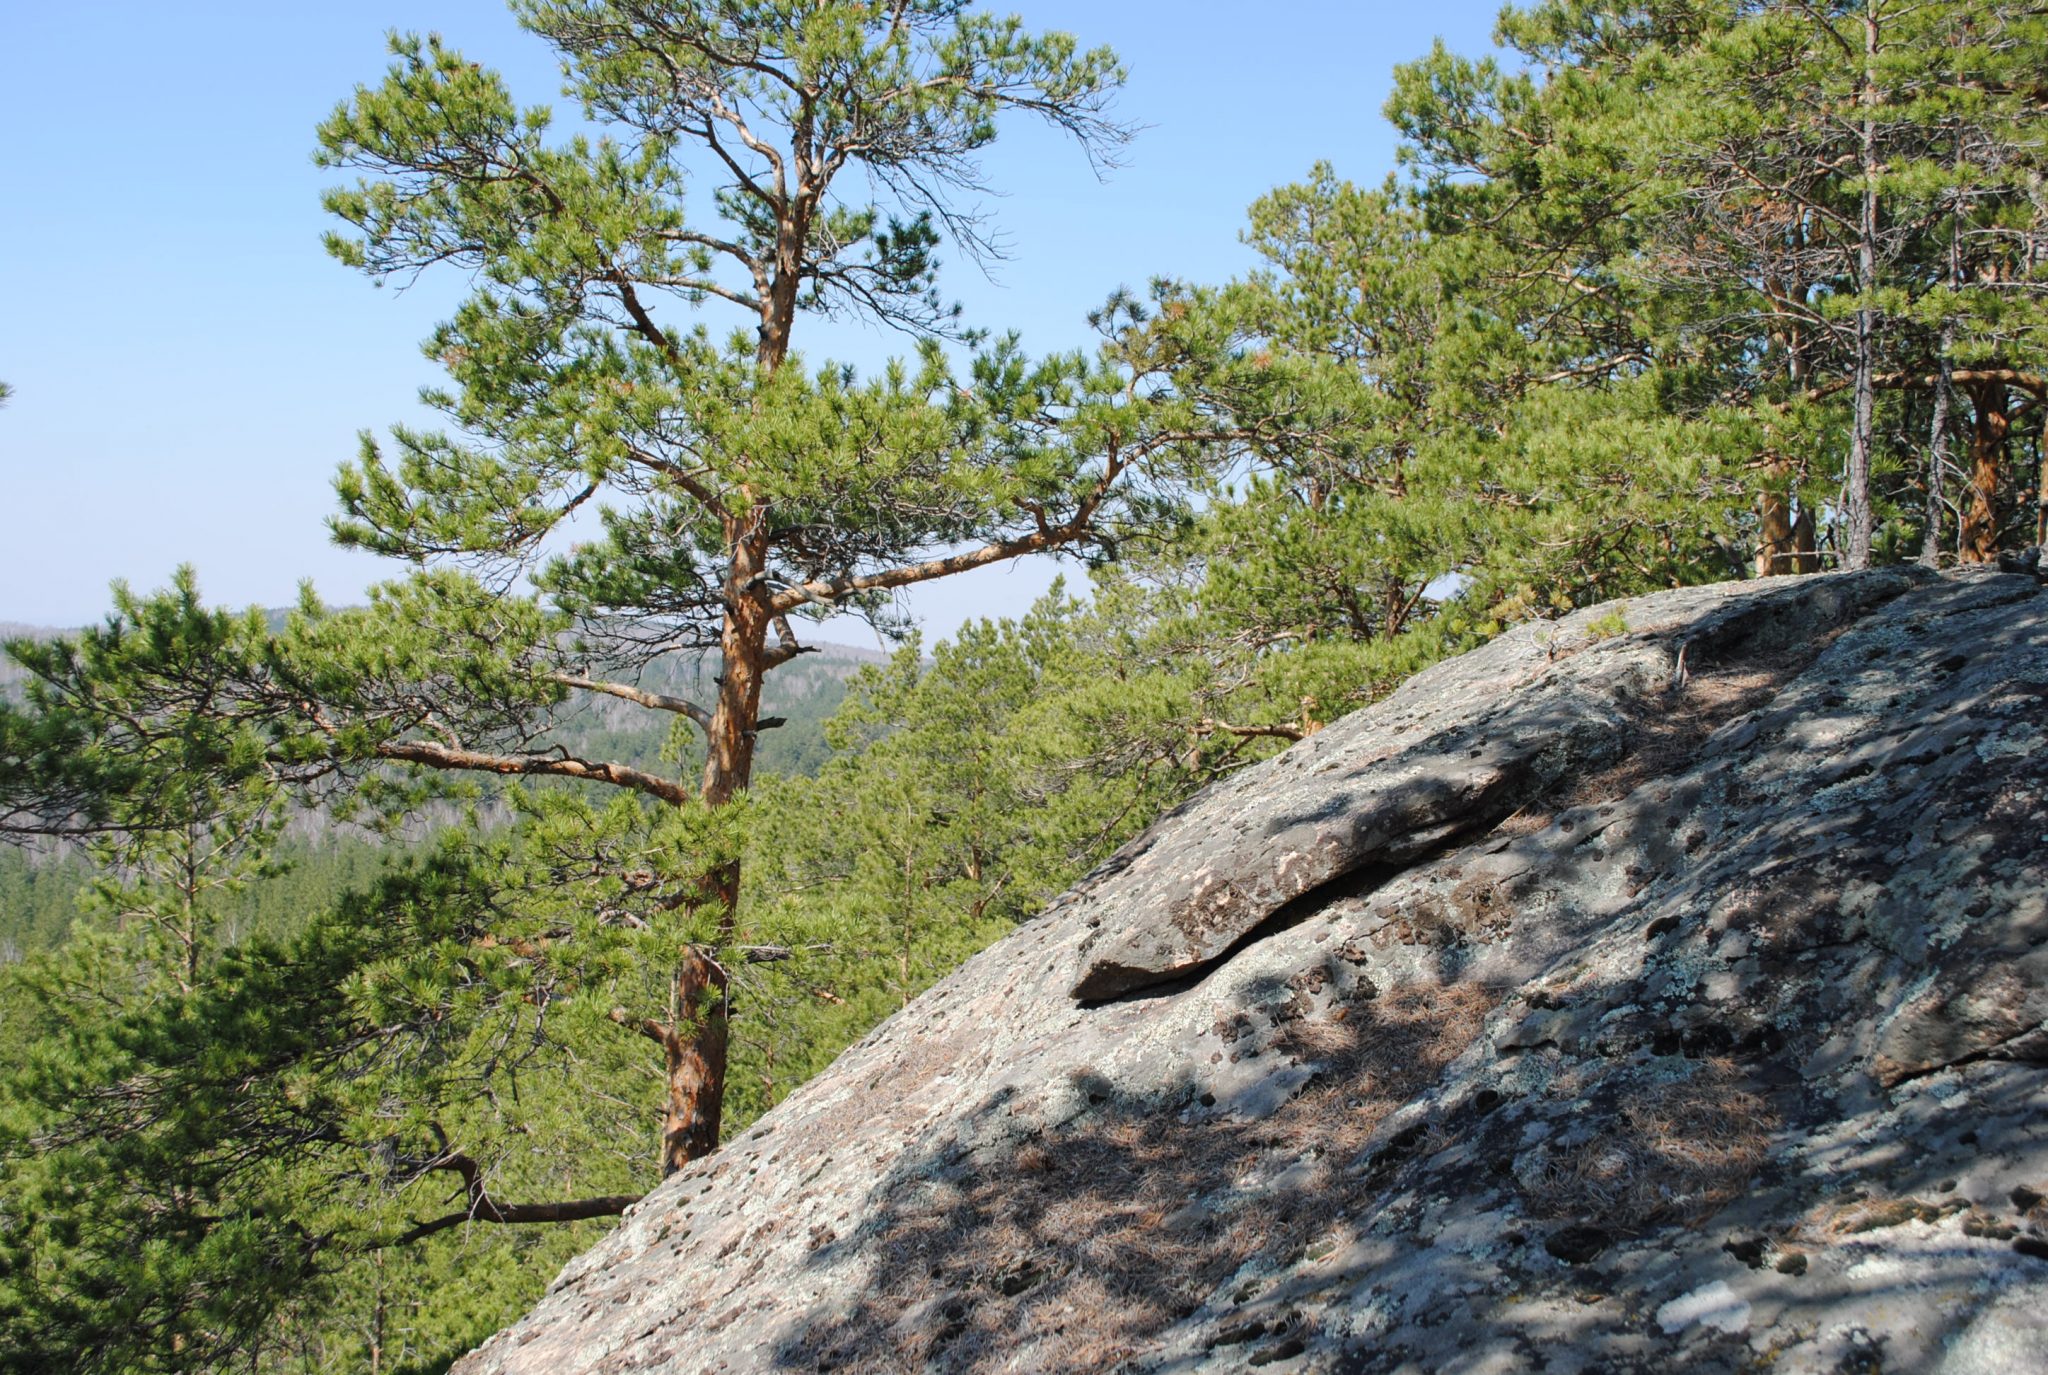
[455,569,2048,1375]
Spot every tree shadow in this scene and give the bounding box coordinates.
[769,977,1504,1371]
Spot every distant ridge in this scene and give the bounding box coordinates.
[1,614,895,662]
[3,614,895,776]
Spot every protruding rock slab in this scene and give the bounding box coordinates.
[451,569,2048,1375]
[1068,567,1919,1000]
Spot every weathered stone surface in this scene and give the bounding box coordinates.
[452,569,2048,1375]
[1067,569,1914,1001]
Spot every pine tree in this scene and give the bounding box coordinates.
[301,0,1228,1176]
[1385,0,2048,572]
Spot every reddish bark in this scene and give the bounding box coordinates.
[1960,380,2012,563]
[702,531,773,808]
[657,947,730,1176]
[1757,482,1795,577]
[1755,454,1820,576]
[1790,504,1818,573]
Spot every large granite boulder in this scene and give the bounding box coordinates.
[455,568,2048,1374]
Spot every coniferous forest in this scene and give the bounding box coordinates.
[2,3,2045,1370]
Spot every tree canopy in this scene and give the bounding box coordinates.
[305,0,1217,1176]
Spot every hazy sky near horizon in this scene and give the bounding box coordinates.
[0,0,1503,646]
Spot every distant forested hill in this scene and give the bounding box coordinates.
[3,613,884,773]
[0,618,890,958]
[545,637,887,779]
[0,625,48,694]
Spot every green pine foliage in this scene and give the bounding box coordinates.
[1387,0,2048,568]
[0,847,94,960]
[0,777,792,1370]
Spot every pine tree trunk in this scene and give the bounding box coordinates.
[1961,381,2011,562]
[1844,7,1881,571]
[1763,305,1816,577]
[649,528,774,1176]
[1757,453,1797,577]
[1791,504,1819,574]
[369,1251,386,1375]
[649,186,805,1175]
[657,948,730,1176]
[702,530,772,808]
[2037,446,2048,549]
[1846,341,1875,568]
[1925,198,1962,567]
[1923,324,1954,566]
[1757,456,1819,576]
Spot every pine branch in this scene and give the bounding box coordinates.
[1785,366,2048,408]
[387,1145,638,1247]
[552,673,711,728]
[373,740,692,806]
[1191,717,1308,744]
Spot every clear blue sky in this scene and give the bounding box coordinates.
[0,1,1505,643]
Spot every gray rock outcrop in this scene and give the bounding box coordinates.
[454,568,2048,1375]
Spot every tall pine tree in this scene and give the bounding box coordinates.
[310,0,1225,1174]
